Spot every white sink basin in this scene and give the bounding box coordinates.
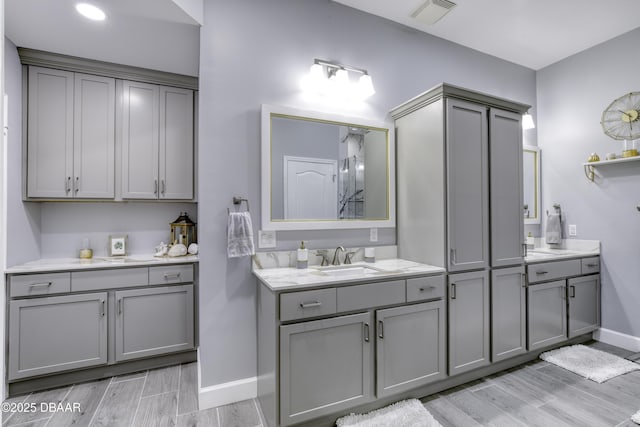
[315,264,381,277]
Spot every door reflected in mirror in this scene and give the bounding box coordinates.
[261,105,395,231]
[523,145,541,224]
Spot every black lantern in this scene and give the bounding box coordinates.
[170,212,197,247]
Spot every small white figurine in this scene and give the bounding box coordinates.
[168,243,188,257]
[188,243,198,255]
[154,242,169,257]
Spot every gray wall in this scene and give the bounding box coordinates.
[198,0,536,388]
[537,27,640,337]
[4,39,198,264]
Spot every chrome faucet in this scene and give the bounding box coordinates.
[331,246,345,266]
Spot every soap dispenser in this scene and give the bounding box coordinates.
[297,241,308,269]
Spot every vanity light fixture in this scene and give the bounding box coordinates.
[522,113,535,130]
[76,3,106,21]
[301,59,376,100]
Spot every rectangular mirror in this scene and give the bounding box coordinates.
[523,145,541,224]
[261,104,395,230]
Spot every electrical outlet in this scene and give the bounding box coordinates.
[370,228,378,242]
[568,224,577,237]
[258,230,277,248]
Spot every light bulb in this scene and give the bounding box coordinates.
[358,74,375,99]
[522,113,535,130]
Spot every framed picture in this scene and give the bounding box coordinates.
[108,235,128,256]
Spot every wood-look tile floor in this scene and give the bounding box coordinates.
[1,363,266,427]
[2,341,639,427]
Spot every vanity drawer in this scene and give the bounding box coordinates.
[337,280,405,312]
[406,275,445,302]
[581,257,600,275]
[10,273,71,298]
[149,265,194,285]
[280,288,337,321]
[527,259,581,284]
[72,267,149,292]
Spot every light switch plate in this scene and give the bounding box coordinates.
[258,230,277,248]
[568,224,577,237]
[370,228,378,242]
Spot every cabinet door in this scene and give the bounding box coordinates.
[448,270,490,376]
[489,108,524,267]
[446,99,489,272]
[27,66,74,198]
[73,73,115,198]
[159,86,194,199]
[528,280,567,350]
[376,301,446,397]
[568,275,600,338]
[279,312,372,426]
[115,285,194,361]
[8,292,107,380]
[121,80,160,199]
[491,266,526,362]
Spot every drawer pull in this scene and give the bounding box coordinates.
[586,263,598,268]
[521,273,526,288]
[536,271,549,275]
[570,285,576,298]
[378,320,384,339]
[30,282,52,288]
[299,301,322,309]
[364,323,370,343]
[118,298,123,315]
[419,286,436,292]
[100,300,105,317]
[451,283,456,300]
[163,272,182,280]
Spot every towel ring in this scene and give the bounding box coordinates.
[228,196,250,214]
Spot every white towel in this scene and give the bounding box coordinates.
[227,211,255,258]
[545,212,562,244]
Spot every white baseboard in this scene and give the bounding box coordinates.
[195,352,257,410]
[594,328,640,352]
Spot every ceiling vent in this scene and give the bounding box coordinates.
[411,0,457,25]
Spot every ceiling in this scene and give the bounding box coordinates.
[5,0,201,76]
[334,0,640,70]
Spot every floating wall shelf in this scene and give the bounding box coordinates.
[583,155,640,181]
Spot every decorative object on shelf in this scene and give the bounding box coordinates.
[170,212,197,248]
[154,242,169,257]
[168,243,188,257]
[108,235,128,257]
[601,92,640,156]
[79,237,93,259]
[187,243,198,255]
[584,153,600,182]
[606,152,617,160]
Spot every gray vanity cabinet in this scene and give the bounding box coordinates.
[115,284,194,361]
[8,292,108,380]
[279,312,373,426]
[448,270,490,376]
[27,66,115,199]
[568,275,600,338]
[376,300,446,397]
[491,266,526,362]
[489,109,524,267]
[527,280,567,350]
[121,81,194,200]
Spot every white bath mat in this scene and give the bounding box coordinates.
[540,344,640,383]
[632,409,640,425]
[336,399,442,427]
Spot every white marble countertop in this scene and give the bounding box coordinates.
[524,239,600,264]
[5,255,199,274]
[253,258,445,291]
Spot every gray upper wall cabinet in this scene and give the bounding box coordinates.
[392,83,529,271]
[27,67,115,199]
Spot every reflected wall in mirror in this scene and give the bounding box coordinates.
[523,145,541,224]
[261,105,395,230]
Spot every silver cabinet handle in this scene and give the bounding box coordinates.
[378,320,384,339]
[363,322,370,343]
[521,274,526,288]
[536,271,548,275]
[569,285,576,298]
[419,286,436,292]
[154,179,158,195]
[118,298,123,315]
[100,300,105,317]
[586,263,598,267]
[75,177,79,193]
[451,283,457,299]
[66,176,71,193]
[299,301,322,309]
[450,248,457,265]
[161,179,166,195]
[164,272,181,280]
[522,243,527,257]
[30,282,52,288]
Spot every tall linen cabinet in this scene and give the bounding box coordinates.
[391,84,530,375]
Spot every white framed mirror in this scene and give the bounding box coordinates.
[523,145,541,224]
[261,104,396,230]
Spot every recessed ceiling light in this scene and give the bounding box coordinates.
[76,3,106,21]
